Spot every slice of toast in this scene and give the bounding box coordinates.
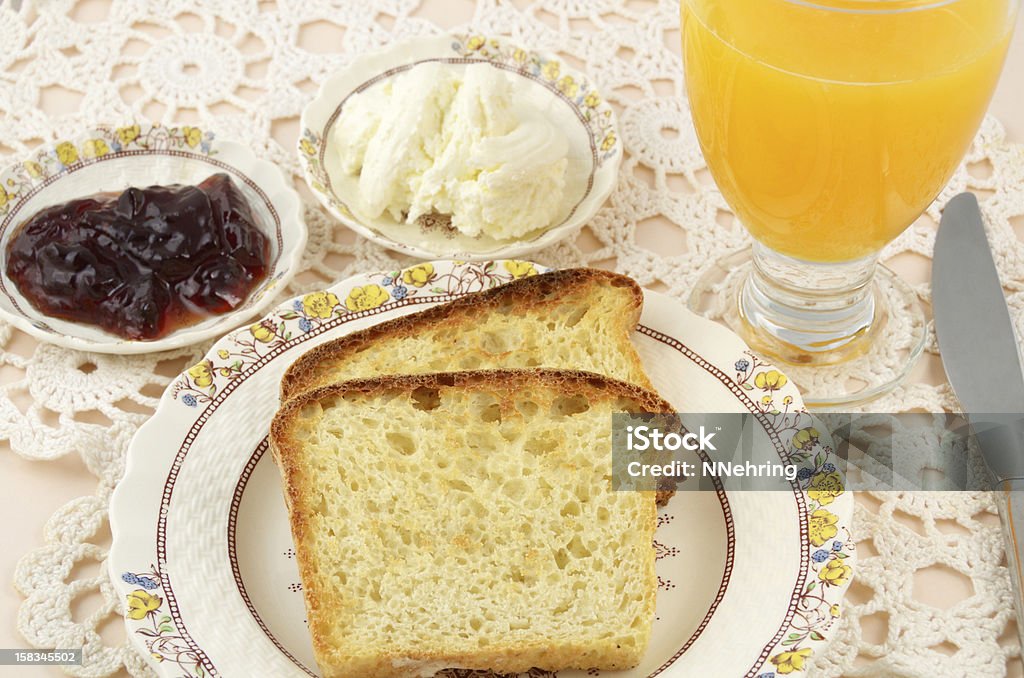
[270,369,667,678]
[279,268,652,401]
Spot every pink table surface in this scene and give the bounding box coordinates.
[1,2,1022,676]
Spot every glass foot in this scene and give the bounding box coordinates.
[688,249,926,408]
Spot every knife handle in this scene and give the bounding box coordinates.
[994,478,1024,651]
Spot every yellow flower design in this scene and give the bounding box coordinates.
[819,558,852,587]
[117,125,141,146]
[584,91,601,108]
[541,60,560,81]
[600,131,617,151]
[830,603,841,618]
[23,161,42,178]
[344,285,389,312]
[182,126,202,148]
[82,139,110,159]
[808,471,844,506]
[504,260,537,279]
[249,320,276,343]
[0,189,8,209]
[761,395,773,406]
[55,141,78,166]
[299,138,316,156]
[217,349,230,359]
[754,369,788,391]
[512,48,529,65]
[302,291,341,319]
[808,508,839,547]
[466,35,486,51]
[402,263,435,288]
[792,427,820,451]
[126,590,162,621]
[770,647,813,675]
[557,75,578,97]
[187,360,214,388]
[219,367,233,377]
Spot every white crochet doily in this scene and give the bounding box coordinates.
[4,1,1023,676]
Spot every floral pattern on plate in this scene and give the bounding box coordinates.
[0,124,215,216]
[114,260,853,677]
[736,363,854,674]
[172,260,542,407]
[121,568,207,677]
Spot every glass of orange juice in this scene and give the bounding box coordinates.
[682,0,1018,404]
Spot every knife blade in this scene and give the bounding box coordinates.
[933,191,1024,650]
[933,192,1024,416]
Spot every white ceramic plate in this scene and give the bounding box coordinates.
[109,260,853,677]
[0,123,306,354]
[299,34,621,260]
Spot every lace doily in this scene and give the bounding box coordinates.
[3,1,1023,676]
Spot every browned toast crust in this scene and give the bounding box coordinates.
[273,368,677,510]
[278,268,649,401]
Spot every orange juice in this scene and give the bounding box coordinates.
[683,0,1015,262]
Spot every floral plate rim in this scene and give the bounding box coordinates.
[109,260,853,677]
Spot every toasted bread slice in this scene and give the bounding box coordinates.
[270,369,667,678]
[279,268,652,401]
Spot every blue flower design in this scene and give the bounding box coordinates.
[757,673,776,678]
[833,540,844,551]
[292,299,303,313]
[381,277,393,287]
[812,549,829,563]
[735,359,750,372]
[122,572,139,585]
[137,577,159,590]
[298,318,312,333]
[181,394,197,408]
[797,467,813,480]
[823,462,836,472]
[392,285,408,300]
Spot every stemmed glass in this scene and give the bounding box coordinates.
[682,0,1019,406]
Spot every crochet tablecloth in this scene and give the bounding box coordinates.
[3,0,1024,676]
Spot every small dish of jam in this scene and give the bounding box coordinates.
[0,123,306,354]
[6,173,271,341]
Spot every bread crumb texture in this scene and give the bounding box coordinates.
[271,370,658,678]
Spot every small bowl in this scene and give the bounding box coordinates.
[0,123,307,354]
[298,33,622,261]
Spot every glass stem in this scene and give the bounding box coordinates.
[739,242,879,363]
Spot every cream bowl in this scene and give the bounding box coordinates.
[298,34,622,260]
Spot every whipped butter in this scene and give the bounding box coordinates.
[332,62,569,241]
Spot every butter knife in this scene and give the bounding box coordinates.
[933,192,1024,648]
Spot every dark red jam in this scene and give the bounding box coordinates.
[6,173,270,340]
